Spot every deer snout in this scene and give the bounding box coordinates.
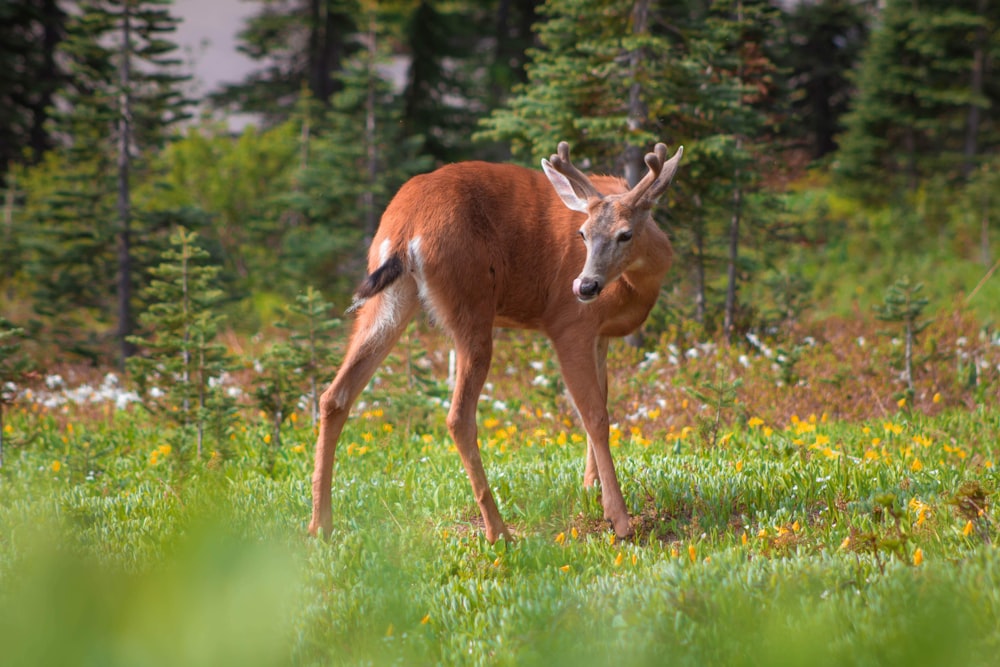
[573,276,603,302]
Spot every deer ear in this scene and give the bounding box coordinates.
[542,159,590,213]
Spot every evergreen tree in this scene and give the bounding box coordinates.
[0,0,66,174]
[477,0,685,170]
[0,317,31,469]
[836,0,999,195]
[24,0,191,362]
[128,227,235,458]
[777,0,871,159]
[210,0,357,124]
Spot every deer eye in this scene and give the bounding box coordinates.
[578,230,586,242]
[617,230,633,243]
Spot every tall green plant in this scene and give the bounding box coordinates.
[0,317,31,468]
[127,227,235,458]
[874,276,931,398]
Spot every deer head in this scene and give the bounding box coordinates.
[542,141,683,302]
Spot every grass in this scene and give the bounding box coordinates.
[2,319,1000,666]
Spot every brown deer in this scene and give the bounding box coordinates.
[309,141,683,542]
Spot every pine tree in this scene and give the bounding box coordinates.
[25,0,191,363]
[0,0,66,173]
[874,276,931,398]
[477,0,684,170]
[0,317,31,469]
[127,227,235,458]
[210,0,357,124]
[836,0,998,195]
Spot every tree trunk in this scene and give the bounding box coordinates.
[116,2,134,366]
[962,0,987,179]
[623,0,650,348]
[362,11,378,243]
[724,153,742,343]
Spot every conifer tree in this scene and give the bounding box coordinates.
[0,318,31,469]
[836,0,998,194]
[127,227,235,458]
[26,0,190,362]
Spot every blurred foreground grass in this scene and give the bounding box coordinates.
[2,391,999,667]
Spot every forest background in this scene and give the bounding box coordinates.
[2,0,997,370]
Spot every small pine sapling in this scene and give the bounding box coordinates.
[276,286,340,426]
[874,277,931,399]
[0,318,31,468]
[127,227,235,458]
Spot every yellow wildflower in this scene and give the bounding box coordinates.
[631,553,638,566]
[688,544,697,563]
[609,533,616,546]
[51,460,62,473]
[734,460,744,472]
[614,552,624,567]
[741,532,748,546]
[555,532,566,545]
[291,444,305,454]
[913,548,924,566]
[911,458,923,472]
[571,526,579,540]
[748,417,764,428]
[3,424,12,434]
[840,536,851,550]
[963,521,974,537]
[932,392,941,403]
[263,433,272,444]
[158,444,172,456]
[763,426,774,438]
[559,564,571,572]
[421,614,430,625]
[382,423,394,434]
[897,397,907,408]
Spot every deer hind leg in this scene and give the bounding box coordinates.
[446,330,511,543]
[554,334,632,538]
[309,281,419,538]
[583,336,610,488]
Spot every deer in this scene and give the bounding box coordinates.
[309,141,683,543]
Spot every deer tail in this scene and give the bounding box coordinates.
[346,253,405,314]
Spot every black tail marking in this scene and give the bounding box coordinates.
[355,253,404,300]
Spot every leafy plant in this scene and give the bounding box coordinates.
[128,227,235,458]
[874,276,931,398]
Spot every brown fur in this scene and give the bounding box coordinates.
[310,144,682,543]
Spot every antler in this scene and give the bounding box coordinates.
[547,141,603,200]
[623,143,684,208]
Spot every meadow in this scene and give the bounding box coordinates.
[2,312,1000,667]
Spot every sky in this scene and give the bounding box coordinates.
[172,0,256,103]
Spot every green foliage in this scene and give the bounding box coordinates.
[875,277,932,398]
[0,317,31,467]
[127,227,235,458]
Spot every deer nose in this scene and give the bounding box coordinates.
[573,277,603,301]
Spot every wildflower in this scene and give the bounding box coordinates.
[555,532,566,545]
[614,552,624,567]
[609,533,616,546]
[734,460,744,472]
[741,532,748,546]
[263,433,272,444]
[492,557,501,567]
[840,536,851,550]
[556,431,568,446]
[822,447,842,460]
[762,426,774,438]
[792,520,801,532]
[897,397,907,408]
[571,526,579,540]
[382,423,394,434]
[3,424,12,434]
[688,544,697,563]
[559,564,570,572]
[913,434,932,448]
[362,432,373,443]
[386,624,394,638]
[932,392,941,403]
[670,546,679,558]
[883,422,903,436]
[963,521,974,537]
[421,614,430,625]
[813,434,831,448]
[748,417,764,428]
[291,444,305,454]
[913,548,924,566]
[158,444,172,456]
[911,458,923,472]
[51,460,62,473]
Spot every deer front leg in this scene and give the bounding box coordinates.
[583,336,610,488]
[554,335,632,538]
[447,333,511,543]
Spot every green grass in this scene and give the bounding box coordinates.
[2,376,1000,667]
